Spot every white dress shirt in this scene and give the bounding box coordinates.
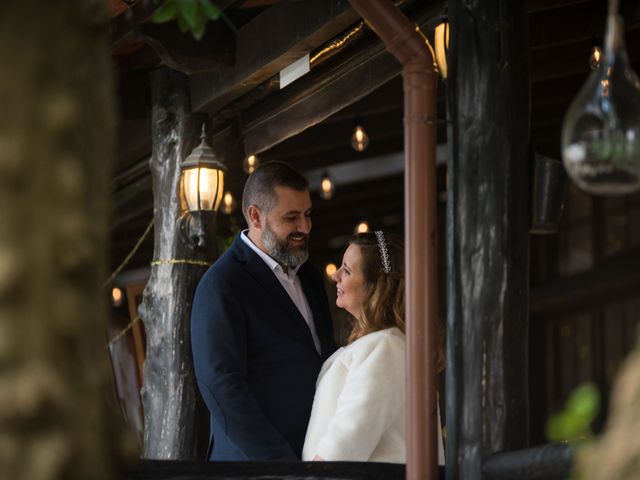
[241,230,322,353]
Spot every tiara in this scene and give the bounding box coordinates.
[374,230,391,274]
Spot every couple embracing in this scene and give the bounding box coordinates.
[191,161,444,463]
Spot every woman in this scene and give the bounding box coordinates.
[302,231,444,463]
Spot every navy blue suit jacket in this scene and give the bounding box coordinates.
[191,235,336,460]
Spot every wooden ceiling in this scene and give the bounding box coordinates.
[107,0,640,274]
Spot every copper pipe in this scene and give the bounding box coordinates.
[347,2,439,479]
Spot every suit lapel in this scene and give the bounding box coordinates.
[234,237,317,352]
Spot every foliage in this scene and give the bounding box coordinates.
[218,215,241,253]
[152,0,236,41]
[546,383,601,444]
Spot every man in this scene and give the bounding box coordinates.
[191,161,336,461]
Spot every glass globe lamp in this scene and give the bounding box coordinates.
[561,8,640,195]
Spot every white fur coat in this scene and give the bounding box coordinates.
[302,327,444,463]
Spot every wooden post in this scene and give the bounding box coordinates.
[0,1,118,479]
[139,68,216,459]
[445,0,531,478]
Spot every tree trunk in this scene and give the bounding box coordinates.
[580,336,640,480]
[445,0,531,478]
[139,68,215,460]
[0,1,117,479]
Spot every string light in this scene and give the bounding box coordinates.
[355,221,369,233]
[111,287,124,307]
[320,172,335,200]
[221,191,237,215]
[243,154,260,174]
[351,125,369,152]
[325,263,337,278]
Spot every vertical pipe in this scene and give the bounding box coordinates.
[404,59,439,480]
[346,2,439,478]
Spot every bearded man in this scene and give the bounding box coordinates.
[191,161,336,461]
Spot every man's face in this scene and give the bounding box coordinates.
[261,186,312,268]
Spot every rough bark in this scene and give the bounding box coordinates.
[445,0,531,478]
[0,1,117,479]
[139,69,214,460]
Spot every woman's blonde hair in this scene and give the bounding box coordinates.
[347,232,405,344]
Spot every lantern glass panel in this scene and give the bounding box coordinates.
[182,167,225,212]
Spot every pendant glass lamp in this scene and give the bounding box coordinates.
[243,154,260,174]
[221,191,237,215]
[320,172,335,200]
[561,0,640,195]
[351,125,369,152]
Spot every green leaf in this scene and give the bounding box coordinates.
[191,8,207,40]
[177,14,189,33]
[152,1,179,23]
[201,0,221,20]
[545,382,600,444]
[178,0,198,29]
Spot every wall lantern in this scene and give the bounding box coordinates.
[434,20,449,79]
[179,125,226,247]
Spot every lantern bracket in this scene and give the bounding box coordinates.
[179,211,216,250]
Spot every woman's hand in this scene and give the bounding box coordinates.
[312,455,325,461]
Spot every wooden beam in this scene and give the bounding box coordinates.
[135,21,235,73]
[190,0,361,113]
[110,0,157,46]
[239,0,445,155]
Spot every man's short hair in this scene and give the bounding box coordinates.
[242,161,309,223]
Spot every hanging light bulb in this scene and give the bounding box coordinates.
[320,172,335,200]
[561,0,640,195]
[325,263,337,278]
[243,154,260,174]
[111,287,124,307]
[221,191,237,215]
[589,46,603,72]
[355,221,369,234]
[351,125,370,152]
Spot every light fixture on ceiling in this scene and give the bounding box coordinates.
[561,0,640,195]
[320,172,335,200]
[243,154,260,174]
[355,220,369,234]
[434,20,449,79]
[179,125,226,247]
[351,125,370,152]
[221,191,237,215]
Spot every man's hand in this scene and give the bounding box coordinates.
[312,455,325,461]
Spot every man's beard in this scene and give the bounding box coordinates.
[262,221,309,268]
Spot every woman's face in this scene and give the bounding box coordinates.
[331,243,367,319]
